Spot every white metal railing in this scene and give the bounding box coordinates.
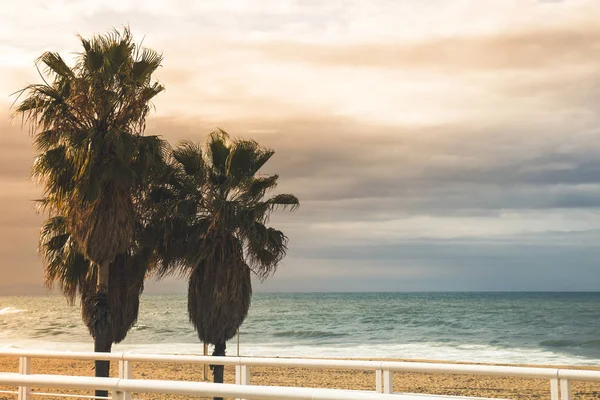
[0,372,464,400]
[0,349,598,400]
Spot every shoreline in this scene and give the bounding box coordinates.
[0,355,599,399]
[2,341,597,367]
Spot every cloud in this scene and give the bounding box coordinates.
[242,26,600,72]
[148,114,600,212]
[256,239,600,292]
[2,0,600,292]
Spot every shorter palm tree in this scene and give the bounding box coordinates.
[156,130,298,397]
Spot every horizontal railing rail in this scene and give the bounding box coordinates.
[0,349,598,400]
[0,372,470,400]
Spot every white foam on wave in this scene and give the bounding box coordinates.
[0,307,24,315]
[69,342,600,366]
[227,342,600,366]
[1,339,598,366]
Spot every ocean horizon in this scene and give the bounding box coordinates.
[1,292,599,366]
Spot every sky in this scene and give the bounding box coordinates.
[1,0,600,294]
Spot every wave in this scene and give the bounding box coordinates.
[233,342,600,366]
[132,324,149,331]
[32,328,67,337]
[541,339,600,349]
[1,339,599,366]
[0,307,24,315]
[272,330,349,339]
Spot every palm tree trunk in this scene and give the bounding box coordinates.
[211,341,226,400]
[94,331,112,397]
[94,263,111,398]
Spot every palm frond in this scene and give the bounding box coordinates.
[33,129,62,151]
[172,140,205,177]
[37,52,74,79]
[226,139,260,180]
[243,224,288,280]
[205,129,230,175]
[265,193,300,211]
[40,216,90,304]
[80,39,104,72]
[132,48,163,84]
[237,175,279,203]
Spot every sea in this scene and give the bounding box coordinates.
[0,292,599,366]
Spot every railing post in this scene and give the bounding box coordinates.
[203,342,209,381]
[235,364,250,400]
[241,365,250,385]
[18,356,31,400]
[112,389,125,400]
[383,369,393,394]
[118,359,133,400]
[550,378,560,400]
[376,369,383,393]
[235,364,250,385]
[560,378,571,400]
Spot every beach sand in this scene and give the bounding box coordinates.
[0,356,599,399]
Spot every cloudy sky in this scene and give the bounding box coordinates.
[1,0,600,294]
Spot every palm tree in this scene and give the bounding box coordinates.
[14,27,166,395]
[156,130,298,397]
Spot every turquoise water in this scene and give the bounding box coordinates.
[0,292,599,365]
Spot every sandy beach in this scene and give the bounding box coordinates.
[0,356,599,400]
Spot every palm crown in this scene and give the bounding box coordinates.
[15,27,166,275]
[156,129,299,344]
[163,130,299,273]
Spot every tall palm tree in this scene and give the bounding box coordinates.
[156,130,298,397]
[14,27,166,395]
